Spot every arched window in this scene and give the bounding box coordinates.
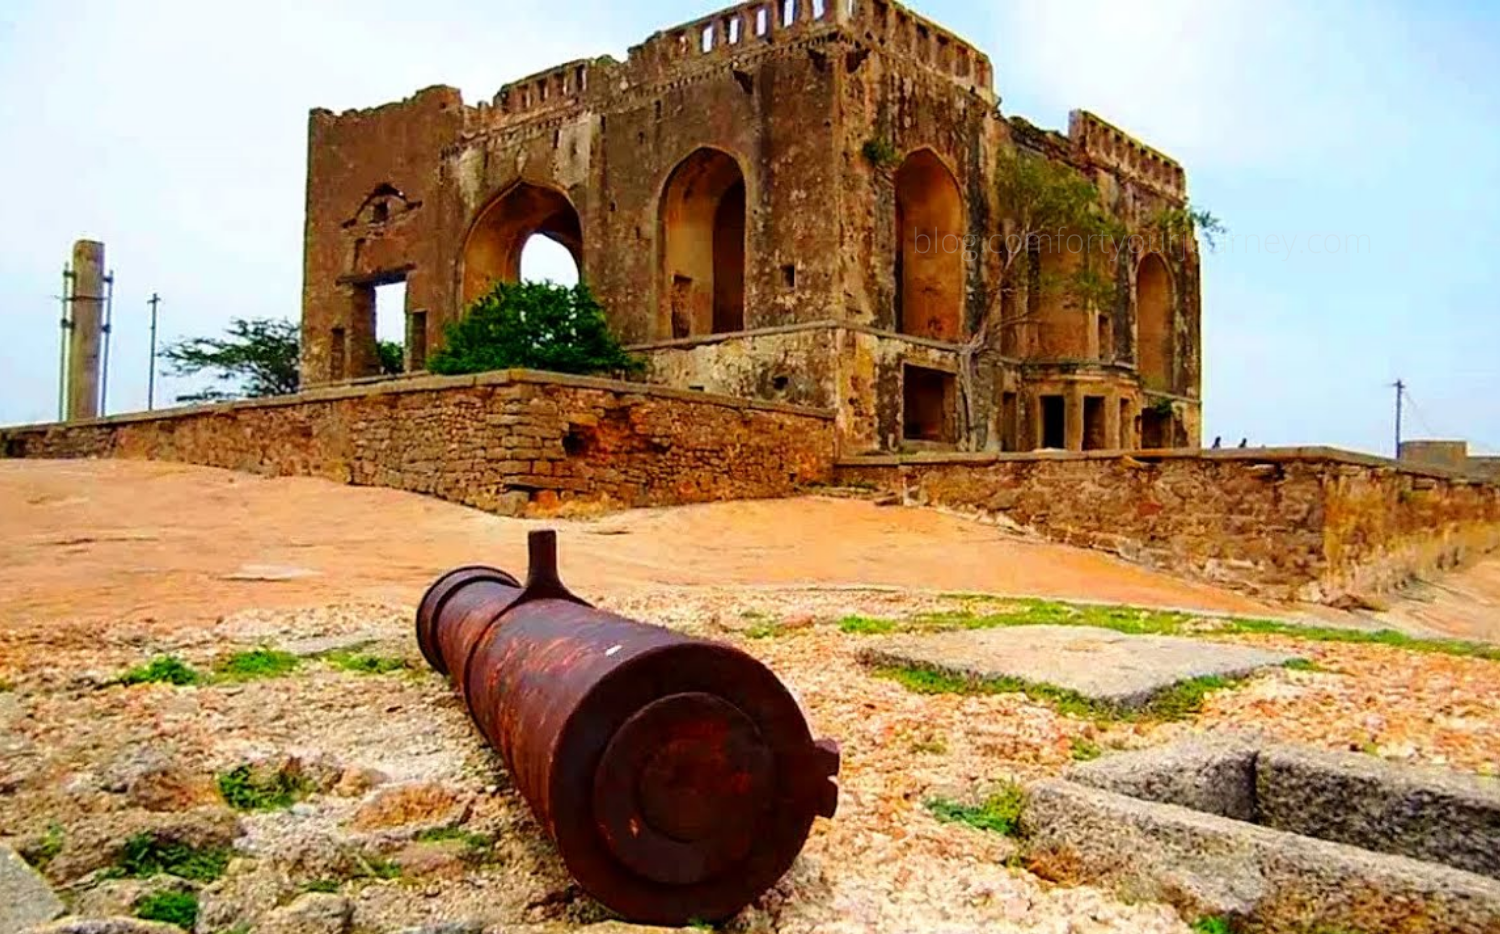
[1136,253,1174,391]
[461,183,582,304]
[659,148,746,338]
[894,149,964,341]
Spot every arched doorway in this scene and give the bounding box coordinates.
[659,148,746,338]
[461,183,582,305]
[894,149,964,341]
[1136,253,1174,391]
[520,237,580,286]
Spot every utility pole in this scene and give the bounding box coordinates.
[147,293,161,410]
[1392,379,1406,457]
[66,240,105,421]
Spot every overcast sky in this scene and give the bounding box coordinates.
[1,0,1496,455]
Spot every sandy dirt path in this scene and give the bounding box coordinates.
[0,459,1274,636]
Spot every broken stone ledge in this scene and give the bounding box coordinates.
[1022,737,1500,933]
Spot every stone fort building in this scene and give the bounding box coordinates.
[301,0,1202,455]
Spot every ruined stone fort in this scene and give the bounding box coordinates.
[302,0,1200,455]
[6,0,1497,607]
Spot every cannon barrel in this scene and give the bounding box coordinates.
[415,529,839,925]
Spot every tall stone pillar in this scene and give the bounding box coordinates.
[67,240,105,421]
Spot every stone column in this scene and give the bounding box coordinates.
[67,240,105,421]
[1065,384,1084,452]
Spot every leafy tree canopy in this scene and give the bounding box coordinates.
[161,317,402,403]
[427,280,641,377]
[161,317,300,403]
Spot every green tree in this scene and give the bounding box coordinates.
[955,151,1123,443]
[161,318,405,403]
[428,280,640,377]
[376,340,404,376]
[161,317,300,403]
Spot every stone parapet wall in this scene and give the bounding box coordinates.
[0,371,836,515]
[835,448,1500,602]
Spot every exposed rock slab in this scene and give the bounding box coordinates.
[861,625,1298,709]
[0,843,64,931]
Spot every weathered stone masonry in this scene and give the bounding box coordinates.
[0,372,835,514]
[303,0,1203,456]
[837,450,1500,602]
[7,393,1498,602]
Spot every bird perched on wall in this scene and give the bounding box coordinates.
[1212,436,1222,448]
[1238,438,1248,448]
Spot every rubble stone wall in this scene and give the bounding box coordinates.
[0,371,835,515]
[836,449,1500,602]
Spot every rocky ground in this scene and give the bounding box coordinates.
[2,461,1498,933]
[3,586,1499,934]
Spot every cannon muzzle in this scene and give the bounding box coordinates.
[415,529,839,925]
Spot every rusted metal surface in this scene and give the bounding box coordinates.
[415,529,840,925]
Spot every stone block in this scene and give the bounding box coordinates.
[0,844,64,931]
[860,626,1298,711]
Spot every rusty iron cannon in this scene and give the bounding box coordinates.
[415,529,840,925]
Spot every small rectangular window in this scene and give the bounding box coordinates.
[902,365,956,444]
[373,280,407,376]
[1083,396,1107,451]
[1040,395,1066,449]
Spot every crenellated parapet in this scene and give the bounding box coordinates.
[848,0,992,94]
[486,60,597,120]
[625,0,843,79]
[1068,110,1186,199]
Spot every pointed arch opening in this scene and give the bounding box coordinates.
[895,149,964,341]
[659,148,746,338]
[461,183,582,305]
[1136,252,1174,391]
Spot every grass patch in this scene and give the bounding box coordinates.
[738,609,767,620]
[908,599,1500,661]
[135,890,199,929]
[414,826,491,847]
[302,878,341,894]
[322,650,411,676]
[118,656,201,687]
[110,833,231,883]
[1144,675,1230,721]
[217,764,312,811]
[0,677,13,692]
[872,664,1236,723]
[353,850,402,880]
[1191,917,1233,934]
[1069,737,1102,761]
[215,648,301,681]
[22,822,65,869]
[909,734,948,755]
[1222,617,1500,661]
[1282,658,1327,672]
[413,825,494,863]
[838,615,898,635]
[926,782,1026,836]
[743,623,780,639]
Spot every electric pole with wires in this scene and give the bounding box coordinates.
[1392,379,1405,457]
